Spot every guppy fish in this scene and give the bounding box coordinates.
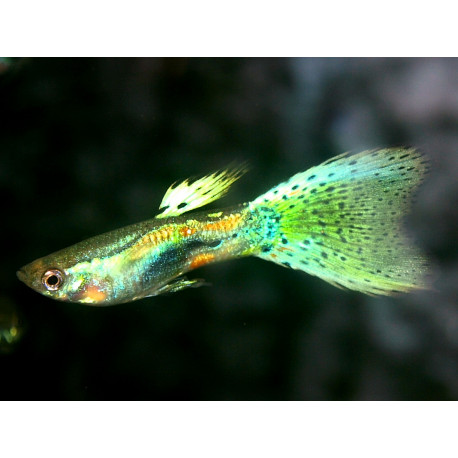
[17,148,430,306]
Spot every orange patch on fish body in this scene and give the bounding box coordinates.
[203,213,242,233]
[85,284,107,302]
[190,253,215,270]
[179,226,196,237]
[74,283,107,304]
[130,226,175,260]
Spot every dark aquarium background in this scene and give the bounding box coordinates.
[1,58,457,400]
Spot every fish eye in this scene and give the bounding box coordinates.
[42,269,64,291]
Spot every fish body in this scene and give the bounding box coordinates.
[17,148,430,305]
[18,206,260,305]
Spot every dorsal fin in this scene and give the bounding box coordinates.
[156,164,247,218]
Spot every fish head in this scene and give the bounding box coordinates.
[17,253,114,305]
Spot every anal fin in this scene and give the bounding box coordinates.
[149,276,210,297]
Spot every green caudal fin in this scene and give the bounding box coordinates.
[250,148,430,295]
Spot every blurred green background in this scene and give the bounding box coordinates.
[1,58,457,400]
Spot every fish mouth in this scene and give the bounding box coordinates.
[16,268,27,284]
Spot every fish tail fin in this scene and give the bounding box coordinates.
[249,148,431,295]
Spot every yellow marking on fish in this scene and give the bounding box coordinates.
[207,211,223,218]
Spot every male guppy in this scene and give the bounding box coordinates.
[17,148,430,305]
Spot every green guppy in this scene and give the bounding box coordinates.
[17,148,430,305]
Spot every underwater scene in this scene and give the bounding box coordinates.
[1,58,457,400]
